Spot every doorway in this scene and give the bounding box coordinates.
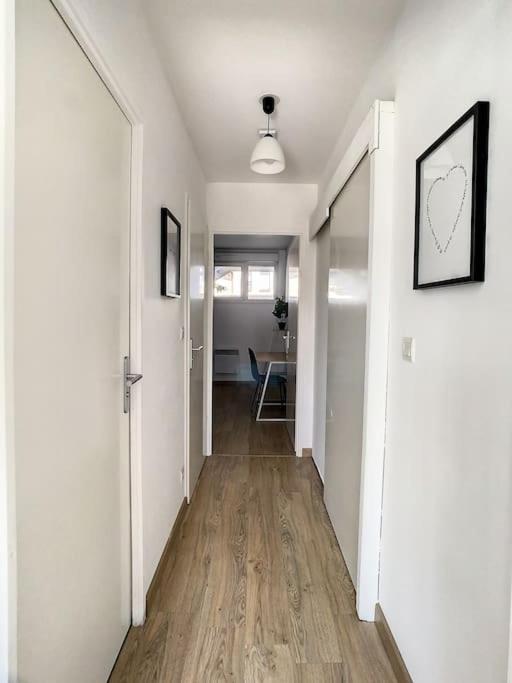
[209,234,298,456]
[311,101,394,620]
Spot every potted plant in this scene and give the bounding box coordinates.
[272,297,288,330]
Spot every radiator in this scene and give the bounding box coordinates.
[214,348,240,375]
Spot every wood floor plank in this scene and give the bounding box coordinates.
[109,456,398,683]
[295,662,349,682]
[158,611,192,683]
[244,643,296,682]
[184,626,245,682]
[245,458,289,650]
[207,472,248,628]
[213,382,294,456]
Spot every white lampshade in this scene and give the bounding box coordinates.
[250,134,285,175]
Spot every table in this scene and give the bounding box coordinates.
[254,350,296,422]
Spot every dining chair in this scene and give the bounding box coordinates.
[248,347,287,416]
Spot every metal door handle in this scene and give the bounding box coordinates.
[123,356,143,413]
[126,373,143,386]
[189,340,203,370]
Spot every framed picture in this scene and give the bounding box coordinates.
[161,207,181,297]
[414,101,489,289]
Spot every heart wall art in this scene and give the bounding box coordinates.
[413,101,489,289]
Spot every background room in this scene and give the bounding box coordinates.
[212,233,298,456]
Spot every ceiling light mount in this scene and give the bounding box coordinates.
[259,94,279,116]
[250,94,285,175]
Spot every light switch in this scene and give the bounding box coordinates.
[402,337,415,362]
[179,326,185,341]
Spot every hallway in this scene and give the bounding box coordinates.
[5,0,512,680]
[110,456,397,682]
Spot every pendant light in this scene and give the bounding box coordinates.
[250,95,286,175]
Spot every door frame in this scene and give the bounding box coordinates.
[310,101,395,621]
[205,230,305,456]
[183,197,208,501]
[3,2,146,658]
[182,194,191,502]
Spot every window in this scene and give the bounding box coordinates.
[214,265,242,298]
[213,263,277,300]
[248,265,275,300]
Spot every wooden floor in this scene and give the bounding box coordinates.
[213,382,295,456]
[110,456,397,682]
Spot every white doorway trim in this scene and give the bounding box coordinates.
[182,194,191,502]
[204,232,215,456]
[311,101,395,621]
[40,0,146,627]
[205,230,305,456]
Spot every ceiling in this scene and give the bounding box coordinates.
[214,234,293,250]
[145,0,403,183]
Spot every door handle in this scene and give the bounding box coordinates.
[126,373,143,386]
[189,340,203,371]
[123,356,143,414]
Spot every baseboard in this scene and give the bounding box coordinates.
[306,450,324,493]
[189,456,207,504]
[146,497,188,613]
[375,603,413,683]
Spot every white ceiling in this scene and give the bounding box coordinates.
[145,0,403,183]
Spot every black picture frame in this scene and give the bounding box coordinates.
[161,207,181,298]
[413,101,489,289]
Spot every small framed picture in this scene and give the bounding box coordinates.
[414,101,489,289]
[161,207,181,298]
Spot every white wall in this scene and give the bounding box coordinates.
[214,302,282,381]
[207,182,317,453]
[318,1,512,681]
[65,0,206,595]
[207,183,317,235]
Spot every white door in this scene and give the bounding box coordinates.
[324,154,370,584]
[186,199,206,499]
[285,237,300,450]
[15,2,132,681]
